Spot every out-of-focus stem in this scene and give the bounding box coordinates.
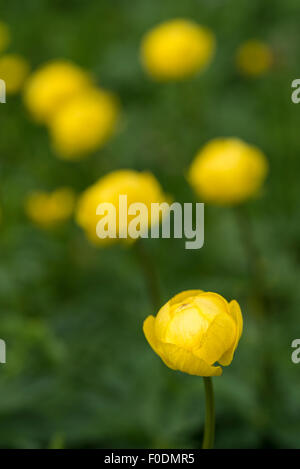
[234,206,267,314]
[235,205,274,437]
[235,206,263,281]
[134,239,161,312]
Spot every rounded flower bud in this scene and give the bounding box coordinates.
[76,169,168,245]
[141,19,215,81]
[25,187,75,229]
[236,40,273,77]
[0,21,10,54]
[49,87,119,160]
[143,290,243,377]
[188,138,268,205]
[0,54,30,94]
[23,60,91,123]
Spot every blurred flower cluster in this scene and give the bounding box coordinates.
[0,21,29,95]
[17,18,270,237]
[76,169,169,244]
[24,60,119,160]
[188,138,268,205]
[236,39,273,77]
[0,21,10,53]
[25,188,75,229]
[141,19,215,80]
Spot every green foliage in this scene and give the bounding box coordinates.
[0,0,300,449]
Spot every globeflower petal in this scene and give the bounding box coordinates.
[169,290,203,306]
[194,312,236,365]
[143,316,162,356]
[143,316,175,370]
[165,306,208,350]
[218,300,243,366]
[154,302,172,342]
[160,343,222,377]
[194,291,230,321]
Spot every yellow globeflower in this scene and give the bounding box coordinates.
[143,290,243,377]
[76,169,168,244]
[23,60,91,123]
[0,21,10,53]
[0,54,30,94]
[49,88,119,160]
[25,188,75,229]
[188,138,268,205]
[236,40,273,77]
[141,19,215,80]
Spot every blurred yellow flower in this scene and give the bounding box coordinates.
[143,290,243,377]
[23,60,91,123]
[236,40,273,77]
[0,21,10,53]
[49,88,119,160]
[141,19,215,80]
[0,54,30,94]
[76,169,168,244]
[25,188,75,229]
[188,138,268,205]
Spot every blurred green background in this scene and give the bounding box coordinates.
[1,0,300,449]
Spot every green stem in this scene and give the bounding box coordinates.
[134,240,161,311]
[202,377,215,449]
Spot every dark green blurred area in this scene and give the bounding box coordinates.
[1,0,300,449]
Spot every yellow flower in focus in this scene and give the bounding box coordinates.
[188,138,268,205]
[0,21,10,53]
[0,54,30,94]
[23,60,91,123]
[76,169,168,244]
[25,188,75,229]
[143,290,243,377]
[141,19,215,80]
[49,88,119,160]
[236,40,273,77]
